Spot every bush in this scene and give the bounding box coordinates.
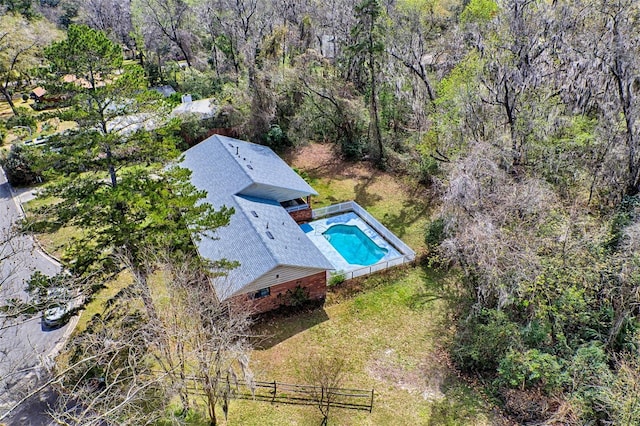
[496,349,565,393]
[425,217,447,249]
[179,69,223,99]
[263,124,290,152]
[328,271,346,286]
[340,135,366,160]
[452,308,522,372]
[6,109,37,130]
[0,121,6,145]
[280,285,310,308]
[0,144,42,186]
[418,155,439,185]
[567,344,612,422]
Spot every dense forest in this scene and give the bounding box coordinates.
[2,0,640,424]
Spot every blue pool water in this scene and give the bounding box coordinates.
[323,224,388,265]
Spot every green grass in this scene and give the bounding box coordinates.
[230,267,495,425]
[220,147,497,424]
[307,169,431,251]
[74,271,132,334]
[23,142,498,423]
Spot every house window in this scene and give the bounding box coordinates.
[251,287,271,299]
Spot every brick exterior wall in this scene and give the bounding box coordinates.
[288,207,313,223]
[235,271,327,314]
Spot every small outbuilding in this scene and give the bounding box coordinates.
[30,87,47,101]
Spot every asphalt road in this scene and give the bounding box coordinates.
[0,169,70,422]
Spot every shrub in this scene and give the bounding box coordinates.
[6,108,37,130]
[328,271,346,286]
[452,308,522,372]
[0,121,6,145]
[281,285,310,308]
[496,349,565,393]
[418,155,439,185]
[0,144,42,186]
[567,344,612,422]
[424,217,447,249]
[340,135,366,161]
[264,124,290,152]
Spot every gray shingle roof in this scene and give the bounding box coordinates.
[180,135,332,300]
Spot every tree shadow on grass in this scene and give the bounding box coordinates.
[408,259,470,314]
[381,183,433,238]
[251,304,330,350]
[353,171,383,208]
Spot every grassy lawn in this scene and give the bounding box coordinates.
[21,142,500,423]
[289,143,432,251]
[232,267,495,425]
[222,144,499,425]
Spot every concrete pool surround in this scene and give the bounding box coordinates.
[302,211,402,272]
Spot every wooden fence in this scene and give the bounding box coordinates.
[186,377,374,412]
[236,379,374,412]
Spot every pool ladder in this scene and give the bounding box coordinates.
[315,224,328,236]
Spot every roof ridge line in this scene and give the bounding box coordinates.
[232,195,282,266]
[215,135,255,194]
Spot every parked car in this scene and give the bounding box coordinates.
[42,287,73,329]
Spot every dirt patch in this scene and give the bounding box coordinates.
[367,347,449,402]
[287,142,375,181]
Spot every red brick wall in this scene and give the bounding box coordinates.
[289,207,313,223]
[235,271,327,314]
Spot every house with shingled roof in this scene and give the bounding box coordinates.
[180,135,334,312]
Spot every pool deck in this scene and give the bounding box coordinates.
[301,212,402,273]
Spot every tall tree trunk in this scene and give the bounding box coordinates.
[106,144,118,188]
[368,20,384,167]
[1,86,17,115]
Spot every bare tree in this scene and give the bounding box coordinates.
[304,354,347,426]
[134,0,198,67]
[46,249,254,425]
[156,253,254,426]
[195,0,273,74]
[439,142,556,309]
[80,0,134,48]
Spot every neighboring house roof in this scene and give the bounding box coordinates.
[152,85,176,97]
[62,74,106,89]
[171,98,217,119]
[106,112,159,134]
[31,87,46,98]
[180,135,333,301]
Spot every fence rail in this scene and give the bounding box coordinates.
[184,377,374,412]
[236,380,373,412]
[285,203,310,213]
[332,255,411,281]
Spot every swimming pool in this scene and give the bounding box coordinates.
[302,211,403,272]
[323,224,388,265]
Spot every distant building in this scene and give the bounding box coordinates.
[171,97,217,120]
[30,87,47,101]
[151,85,177,98]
